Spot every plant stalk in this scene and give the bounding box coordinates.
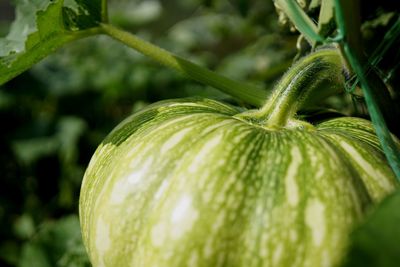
[100,23,268,107]
[334,0,400,180]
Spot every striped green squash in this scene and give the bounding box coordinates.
[79,50,398,267]
[80,96,397,267]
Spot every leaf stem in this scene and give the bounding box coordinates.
[100,23,268,107]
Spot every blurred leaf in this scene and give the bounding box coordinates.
[167,13,255,53]
[12,137,59,165]
[0,241,20,266]
[57,117,87,208]
[30,36,144,96]
[19,243,52,267]
[362,12,396,32]
[217,34,295,85]
[14,214,35,240]
[18,215,90,267]
[0,90,14,109]
[341,190,400,267]
[12,116,87,166]
[110,0,162,27]
[228,0,251,16]
[57,117,87,164]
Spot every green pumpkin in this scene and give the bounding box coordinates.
[79,50,398,267]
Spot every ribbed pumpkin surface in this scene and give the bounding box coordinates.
[80,97,397,267]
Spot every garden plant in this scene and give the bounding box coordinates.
[1,0,400,267]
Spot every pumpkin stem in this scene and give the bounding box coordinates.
[258,48,345,128]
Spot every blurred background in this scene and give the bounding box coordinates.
[0,0,399,266]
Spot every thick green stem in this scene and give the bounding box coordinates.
[334,0,400,180]
[100,23,268,107]
[244,48,344,128]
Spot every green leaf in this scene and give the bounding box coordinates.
[63,0,104,30]
[341,190,400,267]
[14,214,36,240]
[0,0,105,86]
[18,215,90,267]
[0,1,48,57]
[12,137,59,165]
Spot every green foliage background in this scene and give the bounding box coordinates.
[0,1,399,266]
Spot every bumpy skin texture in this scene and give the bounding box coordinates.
[80,97,397,267]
